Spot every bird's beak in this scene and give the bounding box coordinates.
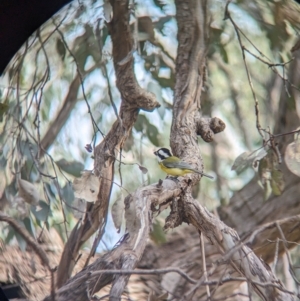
[154,151,157,155]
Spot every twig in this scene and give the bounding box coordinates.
[95,20,123,127]
[225,6,263,138]
[101,60,122,127]
[276,222,300,285]
[200,232,211,299]
[52,19,105,138]
[272,238,279,273]
[243,47,298,94]
[90,267,197,284]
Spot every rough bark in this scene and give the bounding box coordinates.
[45,179,182,301]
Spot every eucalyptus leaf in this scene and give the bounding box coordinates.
[271,169,284,196]
[73,171,100,203]
[284,140,300,177]
[134,114,148,132]
[62,183,75,205]
[15,231,27,251]
[56,38,66,61]
[148,81,163,103]
[56,159,84,177]
[5,226,15,244]
[147,124,160,147]
[231,151,252,173]
[111,197,124,233]
[0,102,9,121]
[138,165,148,174]
[103,1,113,22]
[18,140,38,160]
[31,201,50,222]
[219,46,229,64]
[23,217,35,237]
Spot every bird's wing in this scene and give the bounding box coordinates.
[164,160,196,171]
[164,160,214,179]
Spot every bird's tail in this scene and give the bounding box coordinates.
[195,170,214,179]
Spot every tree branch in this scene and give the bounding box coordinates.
[44,179,181,301]
[55,0,159,288]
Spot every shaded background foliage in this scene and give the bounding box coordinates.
[0,0,300,299]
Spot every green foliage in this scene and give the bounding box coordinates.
[134,114,161,146]
[31,201,51,222]
[55,159,84,178]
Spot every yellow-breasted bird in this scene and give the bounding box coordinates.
[154,148,213,179]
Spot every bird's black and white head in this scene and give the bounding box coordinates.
[154,148,172,162]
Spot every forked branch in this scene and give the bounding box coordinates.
[55,0,159,288]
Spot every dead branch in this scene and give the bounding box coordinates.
[44,179,181,301]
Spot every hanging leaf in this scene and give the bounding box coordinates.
[103,1,113,22]
[154,16,173,32]
[134,115,147,132]
[219,46,229,64]
[271,169,284,196]
[44,182,58,201]
[15,231,27,251]
[5,226,15,244]
[258,152,272,182]
[73,171,100,203]
[72,198,86,219]
[153,0,165,10]
[148,81,165,119]
[0,102,9,122]
[232,149,268,174]
[284,140,300,177]
[253,149,268,167]
[231,151,252,173]
[18,178,40,206]
[62,183,75,205]
[56,159,84,177]
[31,201,50,222]
[147,124,160,147]
[138,17,155,42]
[134,115,160,146]
[23,217,36,237]
[258,150,285,198]
[111,197,124,233]
[56,38,66,61]
[138,164,148,174]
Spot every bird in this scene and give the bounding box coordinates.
[154,148,214,179]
